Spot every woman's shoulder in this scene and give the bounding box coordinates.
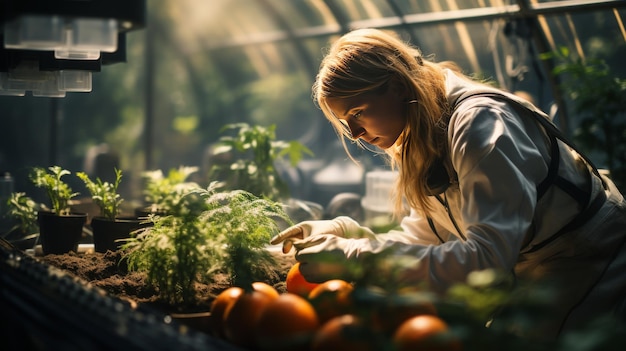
[444,69,497,104]
[446,86,533,158]
[444,69,537,110]
[448,90,514,132]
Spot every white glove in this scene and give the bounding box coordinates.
[294,234,382,283]
[270,216,375,253]
[270,219,343,253]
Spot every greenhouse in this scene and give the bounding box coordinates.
[1,1,625,350]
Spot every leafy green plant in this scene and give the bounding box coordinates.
[122,184,213,307]
[541,47,626,190]
[30,166,79,215]
[141,166,199,213]
[328,246,626,351]
[209,123,313,201]
[122,181,292,307]
[76,168,123,221]
[5,192,40,235]
[199,188,291,288]
[440,269,626,351]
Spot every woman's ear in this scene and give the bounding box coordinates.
[389,77,410,101]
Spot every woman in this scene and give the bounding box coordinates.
[271,28,626,337]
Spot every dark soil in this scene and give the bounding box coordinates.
[38,248,296,315]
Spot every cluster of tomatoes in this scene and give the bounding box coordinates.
[209,262,463,351]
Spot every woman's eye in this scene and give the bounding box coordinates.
[353,111,362,120]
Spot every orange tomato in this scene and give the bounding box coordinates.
[209,286,243,338]
[392,315,462,351]
[255,293,320,351]
[310,314,380,351]
[251,281,281,299]
[308,279,354,324]
[223,282,280,348]
[286,262,321,298]
[373,293,438,335]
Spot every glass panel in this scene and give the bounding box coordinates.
[265,0,338,28]
[331,0,396,21]
[541,9,626,65]
[395,0,514,13]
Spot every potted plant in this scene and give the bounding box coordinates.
[209,123,312,202]
[208,123,321,224]
[77,168,146,253]
[30,166,86,255]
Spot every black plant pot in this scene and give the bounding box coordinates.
[134,205,168,218]
[38,211,87,255]
[3,226,39,251]
[91,216,148,253]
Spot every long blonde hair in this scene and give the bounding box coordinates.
[312,28,459,218]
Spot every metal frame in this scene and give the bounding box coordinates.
[238,0,625,136]
[214,0,625,48]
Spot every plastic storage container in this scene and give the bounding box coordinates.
[361,170,398,228]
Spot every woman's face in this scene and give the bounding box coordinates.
[326,86,407,150]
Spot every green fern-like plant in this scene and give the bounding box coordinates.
[122,192,213,306]
[122,181,292,307]
[200,188,292,288]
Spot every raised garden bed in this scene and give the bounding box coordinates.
[0,238,294,351]
[38,247,294,314]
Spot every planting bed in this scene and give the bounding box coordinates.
[0,239,295,350]
[39,248,294,313]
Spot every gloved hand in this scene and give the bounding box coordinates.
[270,219,345,253]
[293,234,379,283]
[270,216,375,253]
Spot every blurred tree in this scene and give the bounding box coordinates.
[542,47,626,191]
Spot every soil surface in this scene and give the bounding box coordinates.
[38,248,296,315]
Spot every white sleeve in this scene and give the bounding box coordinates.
[333,209,454,245]
[381,208,456,245]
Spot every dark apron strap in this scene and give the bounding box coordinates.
[428,90,608,243]
[525,190,607,253]
[453,90,607,190]
[536,133,560,200]
[427,217,445,244]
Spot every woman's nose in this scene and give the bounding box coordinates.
[348,122,365,139]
